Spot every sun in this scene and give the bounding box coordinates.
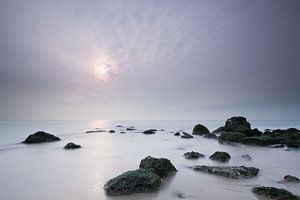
[98,64,110,74]
[94,63,111,79]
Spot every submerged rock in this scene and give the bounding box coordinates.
[204,133,217,139]
[64,142,81,149]
[193,165,259,179]
[22,131,61,144]
[104,169,161,196]
[139,156,177,178]
[192,124,210,135]
[219,132,247,142]
[225,116,251,132]
[209,151,231,162]
[126,126,136,131]
[241,154,252,161]
[184,151,205,159]
[143,129,157,134]
[181,132,194,139]
[270,144,285,148]
[283,175,300,183]
[252,186,300,200]
[109,130,115,133]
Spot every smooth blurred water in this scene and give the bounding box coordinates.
[0,120,300,200]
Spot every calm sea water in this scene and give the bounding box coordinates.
[0,120,300,200]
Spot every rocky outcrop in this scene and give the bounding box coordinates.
[64,142,81,149]
[212,126,225,133]
[209,151,231,162]
[192,124,210,135]
[181,132,194,139]
[219,132,247,142]
[193,165,259,179]
[204,133,217,139]
[283,175,300,183]
[184,151,205,159]
[252,186,300,200]
[139,156,177,178]
[104,169,161,196]
[143,129,157,134]
[22,131,61,144]
[225,116,251,132]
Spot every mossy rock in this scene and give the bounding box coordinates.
[192,124,210,135]
[209,151,231,162]
[64,142,81,149]
[22,131,61,144]
[204,133,217,139]
[242,136,283,146]
[252,186,300,200]
[212,126,225,133]
[219,132,247,142]
[139,156,177,178]
[225,116,251,132]
[104,169,161,196]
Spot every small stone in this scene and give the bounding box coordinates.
[184,151,205,159]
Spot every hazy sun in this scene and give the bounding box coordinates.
[98,64,110,74]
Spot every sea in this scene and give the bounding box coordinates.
[0,120,300,200]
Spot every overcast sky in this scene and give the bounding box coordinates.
[0,0,299,120]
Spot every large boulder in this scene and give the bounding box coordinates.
[193,165,259,179]
[252,186,300,200]
[219,132,247,142]
[64,142,81,149]
[192,124,210,135]
[104,169,161,196]
[209,151,231,162]
[139,156,177,178]
[22,131,61,144]
[225,116,251,132]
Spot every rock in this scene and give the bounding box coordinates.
[139,156,177,178]
[219,132,247,142]
[283,175,300,183]
[126,126,136,131]
[172,191,187,199]
[184,151,205,159]
[64,142,81,149]
[104,169,161,196]
[212,126,225,133]
[193,165,259,179]
[192,124,210,135]
[22,131,61,144]
[249,128,263,136]
[242,136,283,146]
[204,133,217,139]
[225,116,251,132]
[241,154,252,161]
[252,186,300,200]
[209,151,231,162]
[143,129,157,134]
[85,130,105,133]
[120,131,126,134]
[109,130,115,133]
[270,144,285,148]
[174,132,180,136]
[181,132,194,139]
[116,125,123,127]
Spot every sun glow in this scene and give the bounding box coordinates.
[91,53,117,80]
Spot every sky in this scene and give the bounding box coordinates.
[0,0,300,120]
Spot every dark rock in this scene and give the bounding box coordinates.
[109,130,115,133]
[192,124,210,135]
[64,142,81,149]
[270,144,285,148]
[22,131,61,144]
[204,133,217,139]
[252,186,300,200]
[219,132,247,142]
[116,125,123,127]
[184,151,205,159]
[240,154,252,161]
[174,132,180,136]
[284,175,300,183]
[126,126,136,131]
[209,151,231,162]
[242,136,283,146]
[181,132,194,139]
[143,129,157,134]
[139,156,177,178]
[249,128,263,136]
[104,169,161,196]
[120,131,126,134]
[193,165,259,179]
[212,126,225,133]
[86,130,105,133]
[225,116,251,132]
